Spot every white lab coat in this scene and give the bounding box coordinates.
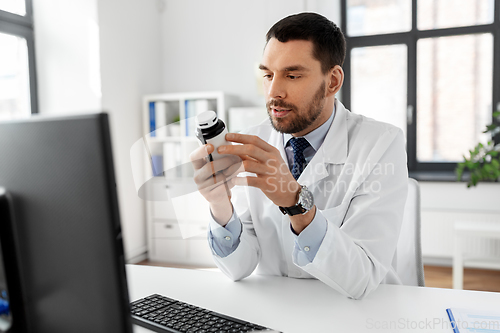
[212,100,408,299]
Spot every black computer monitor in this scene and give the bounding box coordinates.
[0,113,132,333]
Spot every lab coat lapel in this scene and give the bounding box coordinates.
[269,127,289,169]
[298,99,348,186]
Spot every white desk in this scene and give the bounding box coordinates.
[127,264,500,333]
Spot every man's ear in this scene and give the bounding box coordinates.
[326,65,344,97]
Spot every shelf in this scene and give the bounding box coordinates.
[146,136,199,144]
[143,91,233,266]
[143,91,225,103]
[150,176,194,183]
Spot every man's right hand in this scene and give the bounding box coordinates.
[189,143,241,226]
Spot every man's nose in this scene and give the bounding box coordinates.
[268,77,286,99]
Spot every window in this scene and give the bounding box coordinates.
[341,0,500,177]
[0,0,37,119]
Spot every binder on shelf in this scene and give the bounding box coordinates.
[185,99,210,137]
[155,101,167,137]
[447,308,500,333]
[149,102,156,137]
[163,142,182,179]
[151,155,163,177]
[195,99,209,116]
[184,100,191,136]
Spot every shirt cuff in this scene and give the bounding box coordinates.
[208,207,242,258]
[291,209,328,265]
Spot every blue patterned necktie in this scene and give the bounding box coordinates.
[289,137,311,180]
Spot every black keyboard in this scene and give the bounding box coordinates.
[130,294,278,333]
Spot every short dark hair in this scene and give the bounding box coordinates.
[266,12,346,73]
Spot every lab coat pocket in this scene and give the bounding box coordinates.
[319,200,351,229]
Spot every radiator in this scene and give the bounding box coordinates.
[421,210,500,263]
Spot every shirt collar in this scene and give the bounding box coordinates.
[283,104,336,151]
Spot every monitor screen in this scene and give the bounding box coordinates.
[0,113,132,333]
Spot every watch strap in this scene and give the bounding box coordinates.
[279,204,306,216]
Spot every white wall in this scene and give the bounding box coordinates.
[97,0,163,262]
[420,182,499,212]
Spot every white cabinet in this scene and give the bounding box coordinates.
[142,91,235,266]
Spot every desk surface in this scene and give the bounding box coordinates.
[127,264,500,333]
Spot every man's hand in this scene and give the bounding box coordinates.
[218,133,316,234]
[189,143,241,226]
[218,133,301,208]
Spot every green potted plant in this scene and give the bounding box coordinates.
[169,115,182,137]
[456,111,500,187]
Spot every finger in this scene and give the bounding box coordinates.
[197,170,234,192]
[231,176,262,188]
[221,156,250,177]
[200,176,235,198]
[218,143,269,163]
[224,159,269,177]
[195,156,242,184]
[224,133,275,152]
[241,159,272,175]
[189,144,214,170]
[210,156,242,174]
[238,154,259,163]
[222,161,243,177]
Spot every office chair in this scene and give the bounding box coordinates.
[396,178,425,287]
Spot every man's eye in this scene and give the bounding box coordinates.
[263,74,272,79]
[288,75,299,80]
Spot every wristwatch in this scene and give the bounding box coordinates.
[279,185,314,216]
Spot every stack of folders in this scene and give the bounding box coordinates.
[447,308,500,333]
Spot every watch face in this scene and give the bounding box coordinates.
[298,186,314,211]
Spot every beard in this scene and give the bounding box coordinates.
[266,81,327,134]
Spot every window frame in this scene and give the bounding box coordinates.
[341,0,500,180]
[0,0,38,115]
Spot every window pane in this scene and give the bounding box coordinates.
[0,0,26,16]
[351,44,408,136]
[417,34,493,162]
[418,0,494,30]
[0,32,31,120]
[347,0,412,36]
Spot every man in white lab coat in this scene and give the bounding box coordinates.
[190,12,408,299]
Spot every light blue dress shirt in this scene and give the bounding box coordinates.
[209,106,336,265]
